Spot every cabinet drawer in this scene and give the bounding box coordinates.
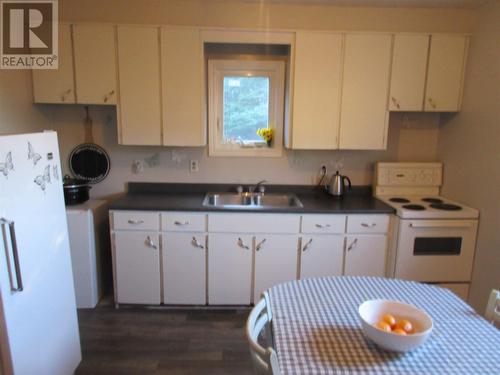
[208,213,300,234]
[112,211,160,231]
[347,215,389,233]
[161,212,206,232]
[301,215,346,234]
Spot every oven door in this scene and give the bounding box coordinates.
[395,219,478,282]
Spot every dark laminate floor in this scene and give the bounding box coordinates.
[75,305,254,375]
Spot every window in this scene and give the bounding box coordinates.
[208,59,285,157]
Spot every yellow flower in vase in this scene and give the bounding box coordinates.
[256,128,274,147]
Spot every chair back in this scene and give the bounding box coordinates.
[246,293,281,375]
[485,289,500,326]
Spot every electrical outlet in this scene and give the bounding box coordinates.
[190,160,199,173]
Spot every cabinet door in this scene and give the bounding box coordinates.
[117,26,162,145]
[73,24,117,105]
[32,24,75,104]
[339,34,392,150]
[344,235,387,277]
[425,35,467,112]
[254,234,298,302]
[291,32,343,149]
[162,233,206,305]
[114,231,161,304]
[161,28,206,146]
[300,235,344,279]
[208,234,252,305]
[389,35,429,111]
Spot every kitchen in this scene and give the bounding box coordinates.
[0,0,499,374]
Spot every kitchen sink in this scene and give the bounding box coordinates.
[202,192,303,209]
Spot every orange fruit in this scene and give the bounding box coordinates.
[375,321,392,332]
[395,319,413,334]
[392,328,407,335]
[381,314,396,328]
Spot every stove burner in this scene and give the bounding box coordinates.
[389,197,411,203]
[430,203,463,211]
[422,197,444,204]
[402,204,426,211]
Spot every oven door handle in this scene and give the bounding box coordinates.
[409,222,473,228]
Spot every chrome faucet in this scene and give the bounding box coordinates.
[249,180,268,194]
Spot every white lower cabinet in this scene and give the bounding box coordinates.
[113,231,161,304]
[344,235,387,276]
[208,233,253,305]
[162,232,206,305]
[299,235,344,279]
[254,234,299,302]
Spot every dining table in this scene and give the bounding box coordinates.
[267,276,500,375]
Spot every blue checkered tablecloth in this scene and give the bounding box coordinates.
[268,277,500,375]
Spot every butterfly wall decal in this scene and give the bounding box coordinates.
[0,152,14,178]
[34,165,51,191]
[52,165,59,180]
[28,142,42,166]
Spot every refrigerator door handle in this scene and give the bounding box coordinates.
[0,218,23,292]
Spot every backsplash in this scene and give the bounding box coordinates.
[44,105,440,199]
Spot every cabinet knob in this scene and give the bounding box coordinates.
[315,223,331,229]
[237,237,250,250]
[256,238,267,251]
[428,98,437,109]
[174,220,189,226]
[361,223,376,228]
[391,97,400,109]
[302,238,313,252]
[103,90,115,103]
[128,219,144,225]
[347,238,358,251]
[191,237,204,249]
[61,88,72,102]
[145,236,157,250]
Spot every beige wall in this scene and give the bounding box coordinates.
[437,0,500,313]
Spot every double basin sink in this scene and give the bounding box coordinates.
[202,192,303,209]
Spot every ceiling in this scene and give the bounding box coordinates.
[237,0,489,9]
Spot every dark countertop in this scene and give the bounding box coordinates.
[109,183,394,214]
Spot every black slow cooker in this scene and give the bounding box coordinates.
[63,176,91,205]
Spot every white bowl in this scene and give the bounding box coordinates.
[358,299,433,352]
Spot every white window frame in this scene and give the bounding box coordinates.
[208,59,285,157]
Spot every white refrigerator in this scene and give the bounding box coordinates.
[0,131,81,374]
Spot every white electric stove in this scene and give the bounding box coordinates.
[374,162,479,301]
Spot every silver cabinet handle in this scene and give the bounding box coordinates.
[315,224,331,229]
[174,220,190,226]
[256,238,267,251]
[428,98,437,109]
[191,237,204,249]
[237,237,250,250]
[128,219,144,225]
[145,236,157,249]
[302,238,313,252]
[61,88,72,102]
[361,223,377,228]
[347,238,358,251]
[103,90,115,103]
[391,97,400,109]
[0,218,23,292]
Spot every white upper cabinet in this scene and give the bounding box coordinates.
[425,35,468,112]
[290,32,343,149]
[73,24,117,105]
[161,28,206,146]
[32,24,75,104]
[339,34,392,150]
[116,26,162,145]
[389,35,429,111]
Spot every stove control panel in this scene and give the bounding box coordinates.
[374,163,443,195]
